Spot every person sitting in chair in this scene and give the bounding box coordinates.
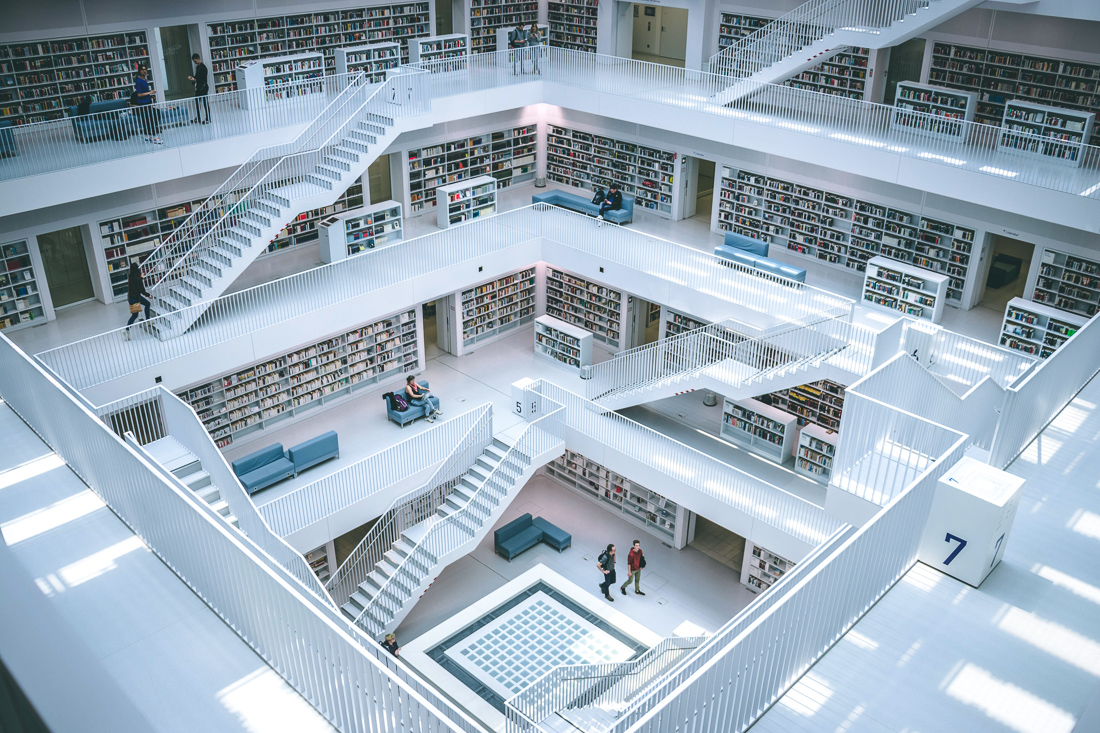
[405,375,442,422]
[597,182,623,225]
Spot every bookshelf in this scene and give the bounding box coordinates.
[741,541,795,593]
[334,42,400,83]
[97,198,211,301]
[534,315,593,372]
[548,0,599,53]
[436,175,497,228]
[459,267,537,350]
[408,125,537,214]
[175,307,421,448]
[1001,296,1087,359]
[318,200,403,262]
[235,52,324,108]
[0,31,151,126]
[545,267,625,349]
[763,379,846,431]
[927,41,1100,147]
[546,125,677,217]
[409,34,469,70]
[794,423,838,483]
[305,541,335,582]
[469,0,539,53]
[863,256,948,322]
[720,397,797,464]
[545,449,688,547]
[1033,248,1100,318]
[0,241,43,332]
[716,13,771,50]
[661,308,709,339]
[890,81,976,141]
[268,177,364,254]
[207,4,431,92]
[715,165,976,303]
[997,100,1095,167]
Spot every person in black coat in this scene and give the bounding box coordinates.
[598,182,623,221]
[125,258,152,337]
[188,53,211,124]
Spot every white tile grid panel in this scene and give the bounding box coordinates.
[445,592,634,700]
[0,335,482,733]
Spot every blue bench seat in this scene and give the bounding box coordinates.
[495,513,572,560]
[232,443,295,494]
[715,231,807,283]
[533,190,634,224]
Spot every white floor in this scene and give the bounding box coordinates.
[0,403,334,733]
[752,373,1100,733]
[397,475,755,646]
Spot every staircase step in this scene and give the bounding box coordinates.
[208,498,233,517]
[306,174,335,190]
[167,285,194,307]
[194,484,220,503]
[330,146,361,162]
[194,258,223,279]
[349,590,374,610]
[348,129,377,145]
[321,155,352,171]
[314,164,345,180]
[225,514,240,529]
[253,200,281,217]
[177,467,211,490]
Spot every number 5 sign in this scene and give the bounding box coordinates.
[918,457,1025,587]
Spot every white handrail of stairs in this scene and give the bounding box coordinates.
[326,404,494,609]
[93,386,338,611]
[139,70,376,286]
[352,385,566,637]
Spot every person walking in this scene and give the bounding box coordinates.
[527,23,542,75]
[382,633,401,657]
[620,539,646,596]
[133,65,162,144]
[188,53,211,124]
[509,21,529,75]
[597,543,617,601]
[125,258,153,338]
[597,182,623,225]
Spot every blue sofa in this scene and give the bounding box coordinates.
[67,99,135,143]
[495,513,571,560]
[715,231,807,283]
[232,443,296,494]
[288,431,340,474]
[532,190,634,224]
[0,120,16,158]
[231,432,340,494]
[383,380,439,427]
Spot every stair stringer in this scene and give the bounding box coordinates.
[369,438,565,638]
[148,116,409,340]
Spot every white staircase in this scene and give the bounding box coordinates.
[709,0,983,104]
[585,319,852,411]
[138,75,415,340]
[344,433,564,637]
[144,436,240,528]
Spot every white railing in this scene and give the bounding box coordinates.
[326,405,494,609]
[0,72,370,182]
[899,319,1036,392]
[532,381,843,548]
[505,635,706,731]
[353,385,566,637]
[623,428,966,733]
[34,204,851,391]
[94,387,338,612]
[848,352,1003,451]
[142,69,428,308]
[260,409,490,538]
[989,313,1100,468]
[708,0,939,79]
[0,333,483,733]
[831,388,968,506]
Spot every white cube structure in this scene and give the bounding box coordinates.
[511,378,539,419]
[919,457,1025,587]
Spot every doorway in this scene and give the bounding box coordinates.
[627,296,662,348]
[438,0,455,35]
[981,234,1034,313]
[368,155,393,205]
[156,25,197,101]
[433,296,457,357]
[631,5,688,67]
[883,37,926,105]
[37,226,95,308]
[694,159,715,223]
[689,515,745,574]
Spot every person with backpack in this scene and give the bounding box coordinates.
[620,539,646,596]
[124,257,153,339]
[405,375,441,422]
[596,543,616,601]
[509,21,529,75]
[597,182,623,225]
